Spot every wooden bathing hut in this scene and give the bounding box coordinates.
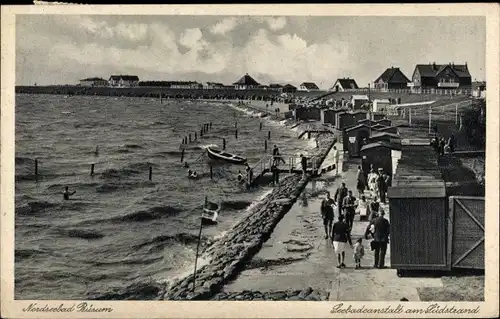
[329,108,348,127]
[343,124,372,158]
[387,145,448,276]
[358,118,377,126]
[351,110,369,122]
[371,112,386,121]
[336,112,354,130]
[368,132,401,145]
[374,118,392,127]
[321,109,336,125]
[360,141,402,177]
[374,125,399,135]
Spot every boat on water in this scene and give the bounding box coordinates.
[201,201,220,226]
[207,146,247,165]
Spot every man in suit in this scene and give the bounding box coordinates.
[372,210,390,268]
[334,182,348,217]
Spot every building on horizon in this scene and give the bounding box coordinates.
[233,73,260,90]
[409,62,472,89]
[108,75,140,87]
[79,77,108,87]
[298,82,320,92]
[169,81,202,89]
[281,84,297,94]
[330,78,359,92]
[373,67,410,91]
[268,83,283,91]
[204,82,225,89]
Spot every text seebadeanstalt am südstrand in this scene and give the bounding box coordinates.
[22,302,113,313]
[330,303,480,315]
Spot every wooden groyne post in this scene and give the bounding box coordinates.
[149,166,153,181]
[90,163,95,176]
[210,122,212,129]
[200,128,204,137]
[264,139,268,151]
[235,129,238,139]
[268,131,271,140]
[195,132,197,140]
[95,145,99,156]
[34,159,38,177]
[189,133,192,143]
[223,138,226,150]
[210,165,213,179]
[259,122,263,131]
[181,149,185,162]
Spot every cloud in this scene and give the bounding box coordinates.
[209,17,239,35]
[266,17,287,31]
[17,17,351,87]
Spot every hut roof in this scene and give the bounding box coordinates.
[360,141,402,152]
[352,95,369,100]
[387,183,446,198]
[233,74,260,85]
[345,124,371,132]
[370,132,401,139]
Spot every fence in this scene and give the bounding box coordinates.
[331,87,473,96]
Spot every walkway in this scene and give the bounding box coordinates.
[223,141,443,301]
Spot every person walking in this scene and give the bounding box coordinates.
[320,192,335,239]
[372,211,390,269]
[300,154,307,177]
[439,137,446,156]
[377,168,387,203]
[356,165,366,197]
[353,238,365,269]
[368,169,379,199]
[334,182,348,217]
[333,146,340,175]
[357,195,369,221]
[331,214,352,269]
[342,190,357,231]
[448,134,455,153]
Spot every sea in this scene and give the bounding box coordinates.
[14,94,316,300]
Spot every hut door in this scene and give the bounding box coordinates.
[447,196,485,270]
[356,131,370,154]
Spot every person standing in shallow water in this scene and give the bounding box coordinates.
[63,186,76,200]
[331,214,352,269]
[320,192,335,239]
[300,154,307,177]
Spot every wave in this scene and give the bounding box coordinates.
[16,200,57,215]
[123,144,143,149]
[87,281,165,300]
[221,200,252,210]
[99,162,154,180]
[110,205,182,223]
[15,248,49,260]
[15,156,34,165]
[134,233,204,251]
[58,228,105,240]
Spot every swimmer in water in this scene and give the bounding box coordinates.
[237,170,243,182]
[63,186,76,200]
[191,171,198,179]
[183,161,189,168]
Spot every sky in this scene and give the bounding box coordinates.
[16,15,486,88]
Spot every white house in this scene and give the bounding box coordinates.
[79,77,108,87]
[372,99,391,113]
[351,95,369,109]
[330,78,359,92]
[108,75,140,87]
[298,82,320,92]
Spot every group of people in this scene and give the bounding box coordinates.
[320,178,391,269]
[357,165,390,203]
[431,133,455,156]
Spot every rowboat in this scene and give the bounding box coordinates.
[207,146,247,165]
[201,201,220,226]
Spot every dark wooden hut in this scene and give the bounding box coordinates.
[343,124,372,158]
[372,112,386,121]
[374,126,399,135]
[374,118,392,127]
[360,141,401,177]
[368,132,402,145]
[387,145,449,275]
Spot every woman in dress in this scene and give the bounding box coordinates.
[331,214,352,268]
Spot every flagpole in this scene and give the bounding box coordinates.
[192,196,207,292]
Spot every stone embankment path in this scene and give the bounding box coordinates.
[223,141,443,301]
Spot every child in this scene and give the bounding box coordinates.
[353,238,365,269]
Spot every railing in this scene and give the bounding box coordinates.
[248,153,320,184]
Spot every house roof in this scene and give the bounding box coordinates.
[375,67,410,84]
[334,78,359,90]
[415,63,471,78]
[360,141,402,152]
[233,74,260,85]
[300,82,319,90]
[80,77,106,81]
[282,84,297,89]
[352,95,369,100]
[109,75,139,81]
